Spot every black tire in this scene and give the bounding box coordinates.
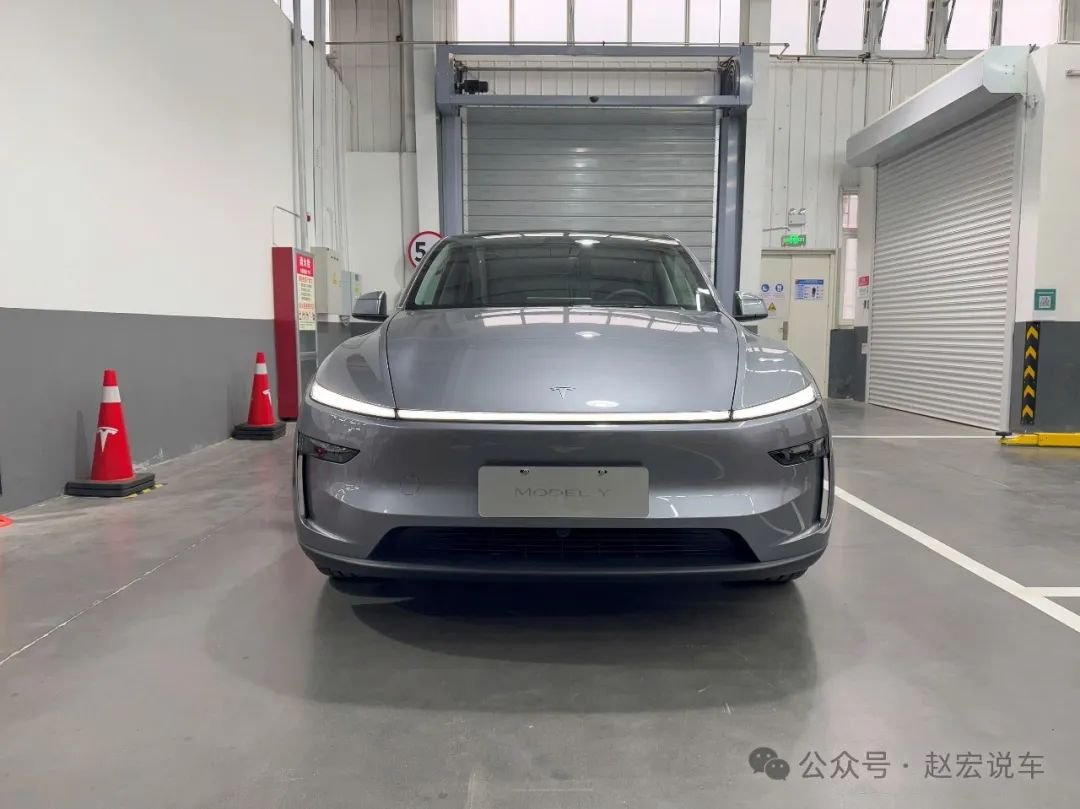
[757,569,808,584]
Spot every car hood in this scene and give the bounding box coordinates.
[384,307,741,414]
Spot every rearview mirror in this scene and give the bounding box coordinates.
[352,291,388,320]
[733,291,768,322]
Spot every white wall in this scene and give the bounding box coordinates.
[345,152,419,304]
[760,58,962,251]
[330,0,443,256]
[1,0,352,321]
[329,0,451,153]
[305,46,356,260]
[332,0,414,152]
[1016,43,1080,322]
[737,57,960,295]
[2,0,294,320]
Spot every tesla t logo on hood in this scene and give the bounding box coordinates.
[550,386,575,399]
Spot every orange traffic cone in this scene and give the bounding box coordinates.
[232,352,286,440]
[65,369,156,497]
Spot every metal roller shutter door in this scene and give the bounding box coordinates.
[868,102,1018,429]
[463,108,717,275]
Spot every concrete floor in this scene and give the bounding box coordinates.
[1,401,1079,808]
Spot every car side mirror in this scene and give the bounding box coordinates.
[733,291,769,322]
[352,291,388,320]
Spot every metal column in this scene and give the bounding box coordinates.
[439,110,464,236]
[715,113,745,311]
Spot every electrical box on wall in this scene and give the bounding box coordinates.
[348,270,362,309]
[312,247,349,317]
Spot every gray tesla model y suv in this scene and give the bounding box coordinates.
[294,232,832,582]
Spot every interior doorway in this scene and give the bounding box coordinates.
[756,251,836,392]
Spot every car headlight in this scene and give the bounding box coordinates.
[308,380,817,424]
[730,385,817,421]
[309,380,397,419]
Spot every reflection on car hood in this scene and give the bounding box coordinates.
[384,307,741,414]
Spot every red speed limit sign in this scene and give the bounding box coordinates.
[407,230,443,267]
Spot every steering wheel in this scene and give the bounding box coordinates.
[601,288,656,306]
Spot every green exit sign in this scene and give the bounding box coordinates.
[782,234,807,247]
[1034,288,1056,311]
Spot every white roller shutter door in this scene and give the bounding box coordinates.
[463,108,717,276]
[868,102,1018,429]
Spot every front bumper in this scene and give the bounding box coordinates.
[294,398,833,580]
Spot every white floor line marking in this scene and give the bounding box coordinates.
[1026,587,1080,598]
[832,435,991,439]
[835,487,1080,635]
[0,531,218,670]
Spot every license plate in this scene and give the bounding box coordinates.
[478,466,649,518]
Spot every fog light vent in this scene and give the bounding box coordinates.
[769,437,828,466]
[297,434,359,464]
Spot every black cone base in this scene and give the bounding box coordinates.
[65,472,156,498]
[232,421,287,440]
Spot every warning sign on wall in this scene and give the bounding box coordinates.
[760,281,786,318]
[857,274,870,300]
[296,253,316,331]
[794,278,825,301]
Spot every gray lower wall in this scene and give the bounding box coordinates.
[828,329,856,399]
[0,308,277,511]
[827,327,868,401]
[852,326,868,402]
[1009,320,1080,433]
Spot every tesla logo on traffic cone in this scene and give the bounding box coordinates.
[233,352,286,440]
[97,426,119,451]
[65,369,156,498]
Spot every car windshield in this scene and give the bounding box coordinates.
[406,234,718,311]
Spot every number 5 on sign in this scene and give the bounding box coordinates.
[408,230,443,268]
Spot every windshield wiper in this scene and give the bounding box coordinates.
[523,296,593,304]
[585,303,683,309]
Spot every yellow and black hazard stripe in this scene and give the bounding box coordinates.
[1021,322,1039,425]
[1003,322,1080,445]
[125,482,165,499]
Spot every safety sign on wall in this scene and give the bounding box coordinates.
[794,278,825,301]
[857,274,870,300]
[296,253,316,331]
[759,281,786,318]
[408,230,443,268]
[1034,288,1057,311]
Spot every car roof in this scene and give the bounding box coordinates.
[444,231,684,246]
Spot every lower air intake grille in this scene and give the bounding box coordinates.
[371,527,755,567]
